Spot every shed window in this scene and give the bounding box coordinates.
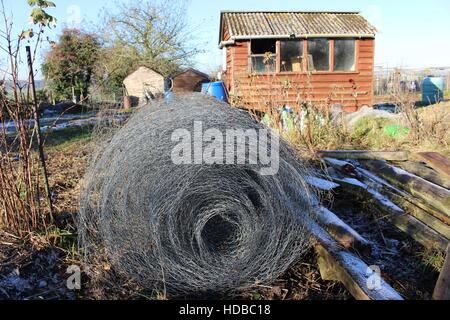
[280,40,304,72]
[250,39,277,73]
[307,39,330,71]
[334,39,356,71]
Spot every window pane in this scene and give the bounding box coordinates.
[280,40,303,72]
[307,39,329,71]
[251,55,276,73]
[334,40,355,71]
[251,39,276,54]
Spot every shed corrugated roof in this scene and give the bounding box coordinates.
[219,11,377,46]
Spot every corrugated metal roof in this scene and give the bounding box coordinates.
[220,11,377,46]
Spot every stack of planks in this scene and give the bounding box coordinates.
[315,150,450,300]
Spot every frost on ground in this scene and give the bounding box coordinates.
[0,237,76,300]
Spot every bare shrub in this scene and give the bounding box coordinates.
[0,1,53,235]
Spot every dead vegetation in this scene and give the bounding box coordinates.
[2,99,449,300]
[229,68,450,158]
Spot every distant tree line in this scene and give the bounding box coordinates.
[42,0,200,103]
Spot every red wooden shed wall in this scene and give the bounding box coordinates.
[223,39,375,113]
[172,70,210,93]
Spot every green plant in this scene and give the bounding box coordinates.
[352,116,393,139]
[36,88,49,104]
[42,29,101,102]
[416,248,445,272]
[444,90,450,99]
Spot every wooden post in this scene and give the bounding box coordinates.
[413,152,450,179]
[310,221,402,300]
[392,160,450,189]
[361,160,450,218]
[330,175,449,251]
[324,157,450,225]
[26,46,53,217]
[316,206,372,254]
[286,198,402,300]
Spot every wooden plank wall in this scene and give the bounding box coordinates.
[172,70,209,93]
[123,66,165,99]
[223,39,375,112]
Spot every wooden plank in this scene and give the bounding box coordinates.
[329,175,449,251]
[387,193,450,240]
[323,157,356,173]
[235,85,373,92]
[413,152,450,179]
[316,206,372,254]
[286,196,402,300]
[380,204,449,252]
[361,160,450,218]
[325,157,450,226]
[356,164,450,226]
[392,160,450,189]
[359,58,374,64]
[314,244,401,300]
[239,75,374,83]
[287,177,371,253]
[333,172,450,240]
[317,150,410,161]
[305,176,340,190]
[309,221,403,300]
[433,243,450,300]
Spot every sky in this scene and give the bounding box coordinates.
[4,0,450,79]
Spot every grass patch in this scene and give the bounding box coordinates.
[416,248,446,272]
[352,116,394,139]
[444,90,450,99]
[351,116,406,149]
[44,125,94,151]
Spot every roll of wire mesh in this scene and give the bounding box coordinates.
[79,94,316,296]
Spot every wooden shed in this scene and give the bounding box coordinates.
[123,66,165,106]
[171,68,211,93]
[219,11,377,112]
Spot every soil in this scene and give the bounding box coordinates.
[0,232,75,300]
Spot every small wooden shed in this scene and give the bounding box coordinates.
[171,68,210,93]
[219,11,378,112]
[123,66,165,105]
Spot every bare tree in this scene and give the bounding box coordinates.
[96,0,202,91]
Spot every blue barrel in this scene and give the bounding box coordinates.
[422,76,444,104]
[201,82,210,94]
[164,90,174,102]
[202,81,228,103]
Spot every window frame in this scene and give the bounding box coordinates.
[279,39,305,73]
[332,38,358,73]
[248,39,278,74]
[306,38,332,73]
[248,38,359,75]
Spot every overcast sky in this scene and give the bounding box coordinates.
[4,0,450,79]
